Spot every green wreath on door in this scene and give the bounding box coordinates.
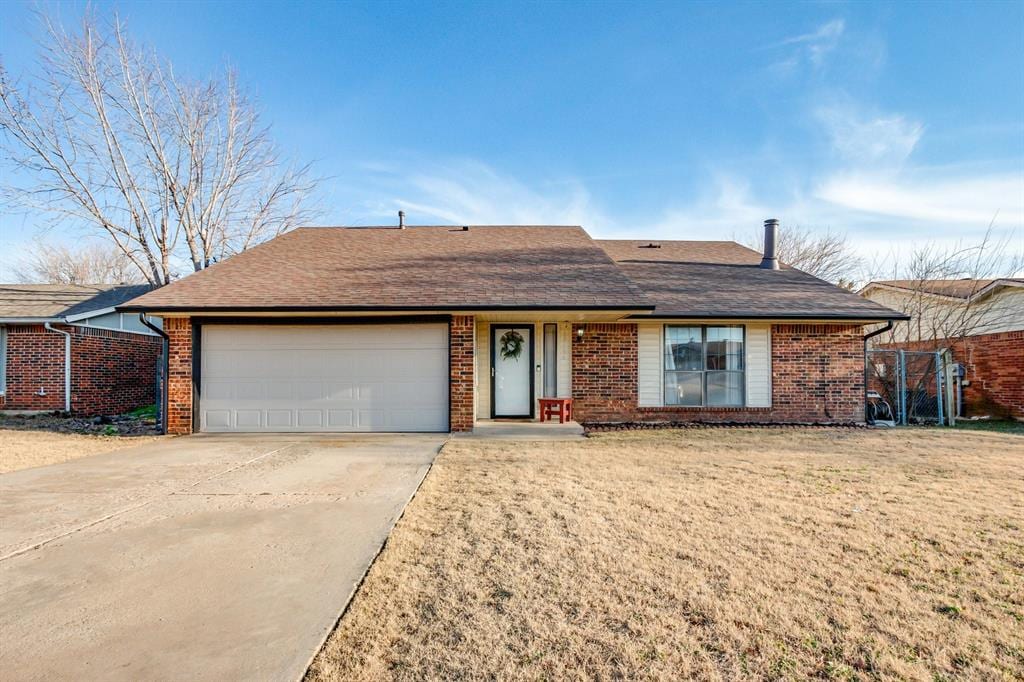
[499,330,525,361]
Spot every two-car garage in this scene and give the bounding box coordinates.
[198,323,450,432]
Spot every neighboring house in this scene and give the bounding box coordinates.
[119,222,905,435]
[0,284,162,415]
[861,278,1024,419]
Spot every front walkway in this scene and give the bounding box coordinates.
[459,419,585,440]
[0,433,444,681]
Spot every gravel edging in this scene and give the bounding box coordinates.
[582,421,869,434]
[0,412,159,437]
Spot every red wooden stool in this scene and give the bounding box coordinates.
[538,398,574,424]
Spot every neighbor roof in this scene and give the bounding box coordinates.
[599,240,906,320]
[863,278,1024,300]
[121,226,653,312]
[0,284,152,320]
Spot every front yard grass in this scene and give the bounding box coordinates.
[0,429,163,474]
[309,428,1024,681]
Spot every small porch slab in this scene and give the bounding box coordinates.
[457,419,585,441]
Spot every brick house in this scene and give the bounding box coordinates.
[0,284,162,416]
[119,221,906,435]
[861,278,1024,419]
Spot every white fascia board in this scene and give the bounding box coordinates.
[63,307,117,323]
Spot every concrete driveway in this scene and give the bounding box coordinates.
[0,433,444,681]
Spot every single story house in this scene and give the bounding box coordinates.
[0,284,162,415]
[861,278,1023,419]
[119,221,905,435]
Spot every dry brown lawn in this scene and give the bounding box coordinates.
[309,428,1024,681]
[0,429,163,474]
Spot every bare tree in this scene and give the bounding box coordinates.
[0,11,318,286]
[14,238,144,284]
[862,224,1024,349]
[745,225,861,284]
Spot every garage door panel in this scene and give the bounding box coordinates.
[236,410,261,429]
[294,381,324,401]
[201,324,449,433]
[297,410,323,428]
[327,410,354,427]
[326,382,355,400]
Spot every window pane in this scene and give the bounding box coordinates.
[665,371,702,406]
[706,326,744,371]
[665,326,702,371]
[707,371,744,406]
[543,324,557,397]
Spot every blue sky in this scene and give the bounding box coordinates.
[1,0,1022,278]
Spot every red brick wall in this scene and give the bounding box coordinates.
[958,331,1023,419]
[570,323,638,421]
[70,327,161,415]
[165,318,193,435]
[1,324,160,415]
[450,315,475,432]
[877,331,1023,419]
[0,324,66,411]
[571,323,866,425]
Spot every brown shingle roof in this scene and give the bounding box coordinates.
[866,278,1024,299]
[598,240,906,320]
[122,226,653,312]
[0,284,152,319]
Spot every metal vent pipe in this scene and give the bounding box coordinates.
[760,218,780,270]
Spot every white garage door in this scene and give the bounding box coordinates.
[200,324,449,432]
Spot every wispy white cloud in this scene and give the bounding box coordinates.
[815,104,924,165]
[342,158,609,228]
[816,171,1024,226]
[769,19,845,71]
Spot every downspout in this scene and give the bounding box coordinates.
[43,323,72,413]
[862,320,894,421]
[139,314,170,435]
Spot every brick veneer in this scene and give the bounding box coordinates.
[877,330,1023,419]
[70,327,162,415]
[571,322,866,424]
[0,324,66,411]
[571,323,638,421]
[164,317,193,435]
[450,315,475,431]
[0,323,160,415]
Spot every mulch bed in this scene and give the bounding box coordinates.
[0,412,159,437]
[582,420,868,433]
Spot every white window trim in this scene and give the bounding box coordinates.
[662,324,747,408]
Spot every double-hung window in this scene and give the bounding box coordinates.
[664,325,744,406]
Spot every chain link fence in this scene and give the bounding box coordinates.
[866,349,951,425]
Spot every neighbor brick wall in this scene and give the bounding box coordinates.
[450,315,475,432]
[70,326,162,415]
[571,322,866,424]
[0,324,160,415]
[165,317,193,435]
[877,331,1023,419]
[0,324,66,411]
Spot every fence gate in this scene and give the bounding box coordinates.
[866,349,949,425]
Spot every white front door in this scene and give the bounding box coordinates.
[493,326,533,417]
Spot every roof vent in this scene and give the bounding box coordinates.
[639,242,661,249]
[398,210,406,229]
[760,219,780,270]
